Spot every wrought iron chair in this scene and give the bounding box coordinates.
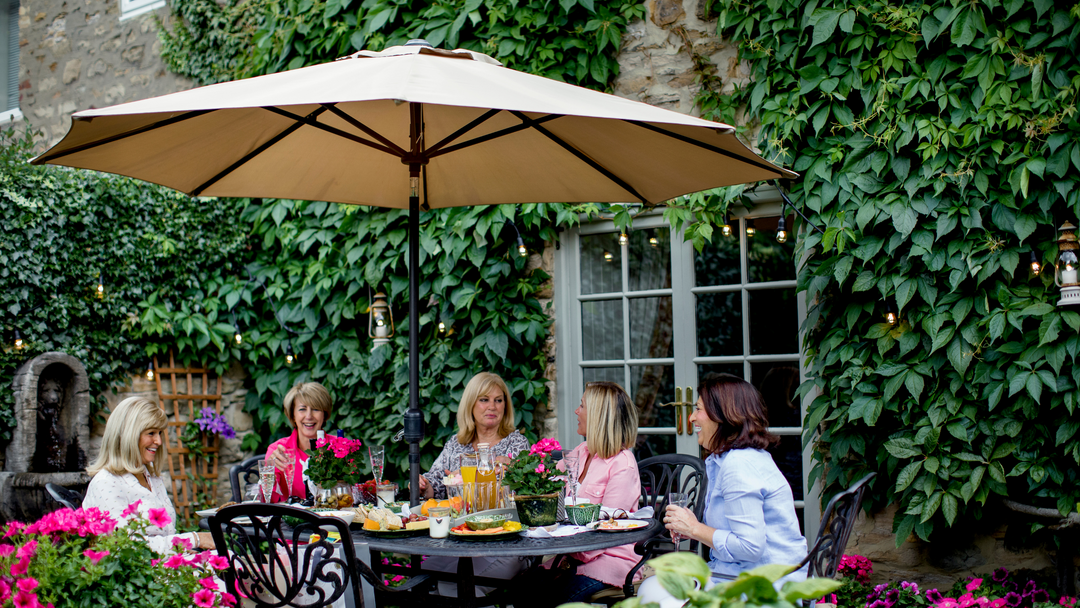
[591,453,707,603]
[710,471,877,581]
[228,455,263,502]
[45,483,83,510]
[209,503,433,608]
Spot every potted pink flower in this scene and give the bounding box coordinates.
[504,438,564,527]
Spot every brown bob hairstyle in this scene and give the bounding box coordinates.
[698,373,778,455]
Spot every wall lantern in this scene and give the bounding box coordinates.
[368,292,395,350]
[1055,221,1080,307]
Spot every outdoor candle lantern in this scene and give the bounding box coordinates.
[285,342,295,365]
[1054,221,1080,307]
[648,234,659,247]
[603,251,614,262]
[368,292,394,350]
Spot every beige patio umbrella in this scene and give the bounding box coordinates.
[33,40,796,503]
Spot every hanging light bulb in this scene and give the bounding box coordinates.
[285,343,295,365]
[884,301,898,326]
[618,232,629,247]
[14,329,24,350]
[1029,250,1041,275]
[746,219,757,238]
[146,361,154,381]
[648,235,659,247]
[95,272,105,299]
[603,251,614,262]
[438,321,446,334]
[721,215,733,238]
[517,236,528,257]
[234,324,243,345]
[776,217,788,243]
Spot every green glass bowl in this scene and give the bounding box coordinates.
[465,514,507,530]
[565,503,601,525]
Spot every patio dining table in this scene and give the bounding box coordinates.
[353,520,660,607]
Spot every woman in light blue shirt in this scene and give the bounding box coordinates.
[644,373,806,600]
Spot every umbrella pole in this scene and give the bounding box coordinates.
[405,104,425,507]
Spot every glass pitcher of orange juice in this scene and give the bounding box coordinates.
[476,443,498,511]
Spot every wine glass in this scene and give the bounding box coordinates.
[561,453,580,505]
[667,492,689,551]
[279,451,295,498]
[258,459,276,503]
[368,445,385,491]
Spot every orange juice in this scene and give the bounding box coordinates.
[476,468,498,511]
[460,466,477,483]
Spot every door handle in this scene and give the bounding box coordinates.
[683,387,694,435]
[657,387,683,435]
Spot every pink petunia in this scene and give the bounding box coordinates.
[0,579,10,602]
[4,522,26,538]
[163,554,187,569]
[967,579,984,592]
[121,500,143,518]
[83,549,110,564]
[172,536,193,550]
[15,540,36,560]
[937,599,961,608]
[220,592,237,607]
[147,508,172,528]
[0,544,14,557]
[10,556,30,576]
[151,559,159,567]
[192,588,217,608]
[12,590,39,608]
[991,599,1007,608]
[16,579,38,593]
[199,577,218,591]
[206,554,229,570]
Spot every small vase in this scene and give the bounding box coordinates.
[314,482,355,509]
[514,492,560,527]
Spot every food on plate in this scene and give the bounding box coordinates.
[363,518,380,531]
[450,519,521,534]
[358,479,398,504]
[405,518,430,530]
[358,507,426,532]
[218,501,237,509]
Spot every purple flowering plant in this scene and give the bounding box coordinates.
[181,407,236,458]
[863,580,930,608]
[939,569,1061,608]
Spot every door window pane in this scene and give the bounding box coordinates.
[630,364,675,429]
[768,436,804,501]
[581,233,622,295]
[748,216,797,283]
[629,297,673,359]
[694,231,740,287]
[634,435,675,462]
[752,362,801,428]
[747,289,798,355]
[581,300,623,360]
[696,292,742,356]
[583,367,624,386]
[629,229,671,292]
[697,363,743,380]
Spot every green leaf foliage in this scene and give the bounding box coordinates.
[0,127,248,440]
[708,1,1080,541]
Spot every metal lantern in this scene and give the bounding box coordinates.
[1055,221,1080,307]
[368,292,395,350]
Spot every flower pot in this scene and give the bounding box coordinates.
[514,493,560,527]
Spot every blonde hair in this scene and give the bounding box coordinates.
[583,382,638,459]
[87,396,169,477]
[283,382,333,428]
[456,373,516,445]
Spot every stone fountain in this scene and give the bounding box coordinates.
[0,352,91,523]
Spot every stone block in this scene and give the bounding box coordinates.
[649,0,684,27]
[62,59,81,84]
[121,45,144,66]
[87,58,107,78]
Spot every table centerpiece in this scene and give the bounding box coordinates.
[306,434,364,509]
[503,438,564,526]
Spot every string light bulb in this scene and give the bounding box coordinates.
[776,217,788,243]
[95,272,105,299]
[884,301,898,326]
[746,219,757,238]
[1030,250,1041,275]
[234,324,243,345]
[14,329,23,350]
[517,236,527,257]
[145,361,154,381]
[648,235,659,247]
[438,321,446,334]
[721,216,733,238]
[285,343,295,365]
[618,232,629,247]
[603,251,614,262]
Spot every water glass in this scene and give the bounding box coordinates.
[258,459,276,502]
[428,506,451,538]
[446,484,466,517]
[667,492,689,551]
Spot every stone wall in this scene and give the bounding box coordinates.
[17,0,191,147]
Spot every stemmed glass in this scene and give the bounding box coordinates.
[667,492,689,551]
[562,453,580,505]
[368,445,385,499]
[279,451,295,498]
[258,459,276,503]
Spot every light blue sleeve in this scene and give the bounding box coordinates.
[709,457,768,563]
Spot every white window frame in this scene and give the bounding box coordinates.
[0,0,21,125]
[120,0,165,21]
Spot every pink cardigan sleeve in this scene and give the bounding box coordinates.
[575,450,640,564]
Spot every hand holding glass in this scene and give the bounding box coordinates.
[258,459,276,503]
[667,492,689,551]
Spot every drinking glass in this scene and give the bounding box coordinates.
[459,453,478,514]
[258,459,276,502]
[279,451,295,497]
[667,492,689,551]
[561,453,580,505]
[368,445,385,486]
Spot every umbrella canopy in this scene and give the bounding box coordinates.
[33,40,796,504]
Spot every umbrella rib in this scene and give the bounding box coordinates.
[510,111,647,204]
[31,110,215,164]
[319,104,408,157]
[627,121,787,176]
[427,114,563,159]
[192,106,329,196]
[425,108,501,155]
[264,106,402,157]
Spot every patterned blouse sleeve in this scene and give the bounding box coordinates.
[498,431,531,459]
[424,441,456,500]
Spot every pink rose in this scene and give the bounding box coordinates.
[148,508,172,528]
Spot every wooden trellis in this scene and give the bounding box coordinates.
[153,352,222,527]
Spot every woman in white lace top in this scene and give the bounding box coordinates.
[84,396,214,554]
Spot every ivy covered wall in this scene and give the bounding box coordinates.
[703,0,1080,543]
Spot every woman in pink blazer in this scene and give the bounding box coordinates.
[264,382,333,502]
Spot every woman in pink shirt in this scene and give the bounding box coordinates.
[264,382,333,502]
[516,381,641,606]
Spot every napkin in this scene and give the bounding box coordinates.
[599,506,653,520]
[524,524,593,538]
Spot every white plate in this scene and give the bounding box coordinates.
[196,508,218,518]
[590,519,649,532]
[313,510,355,525]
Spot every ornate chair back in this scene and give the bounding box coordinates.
[228,455,264,503]
[799,472,876,578]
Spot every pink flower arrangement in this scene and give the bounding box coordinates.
[307,435,364,486]
[0,503,231,608]
[504,439,565,496]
